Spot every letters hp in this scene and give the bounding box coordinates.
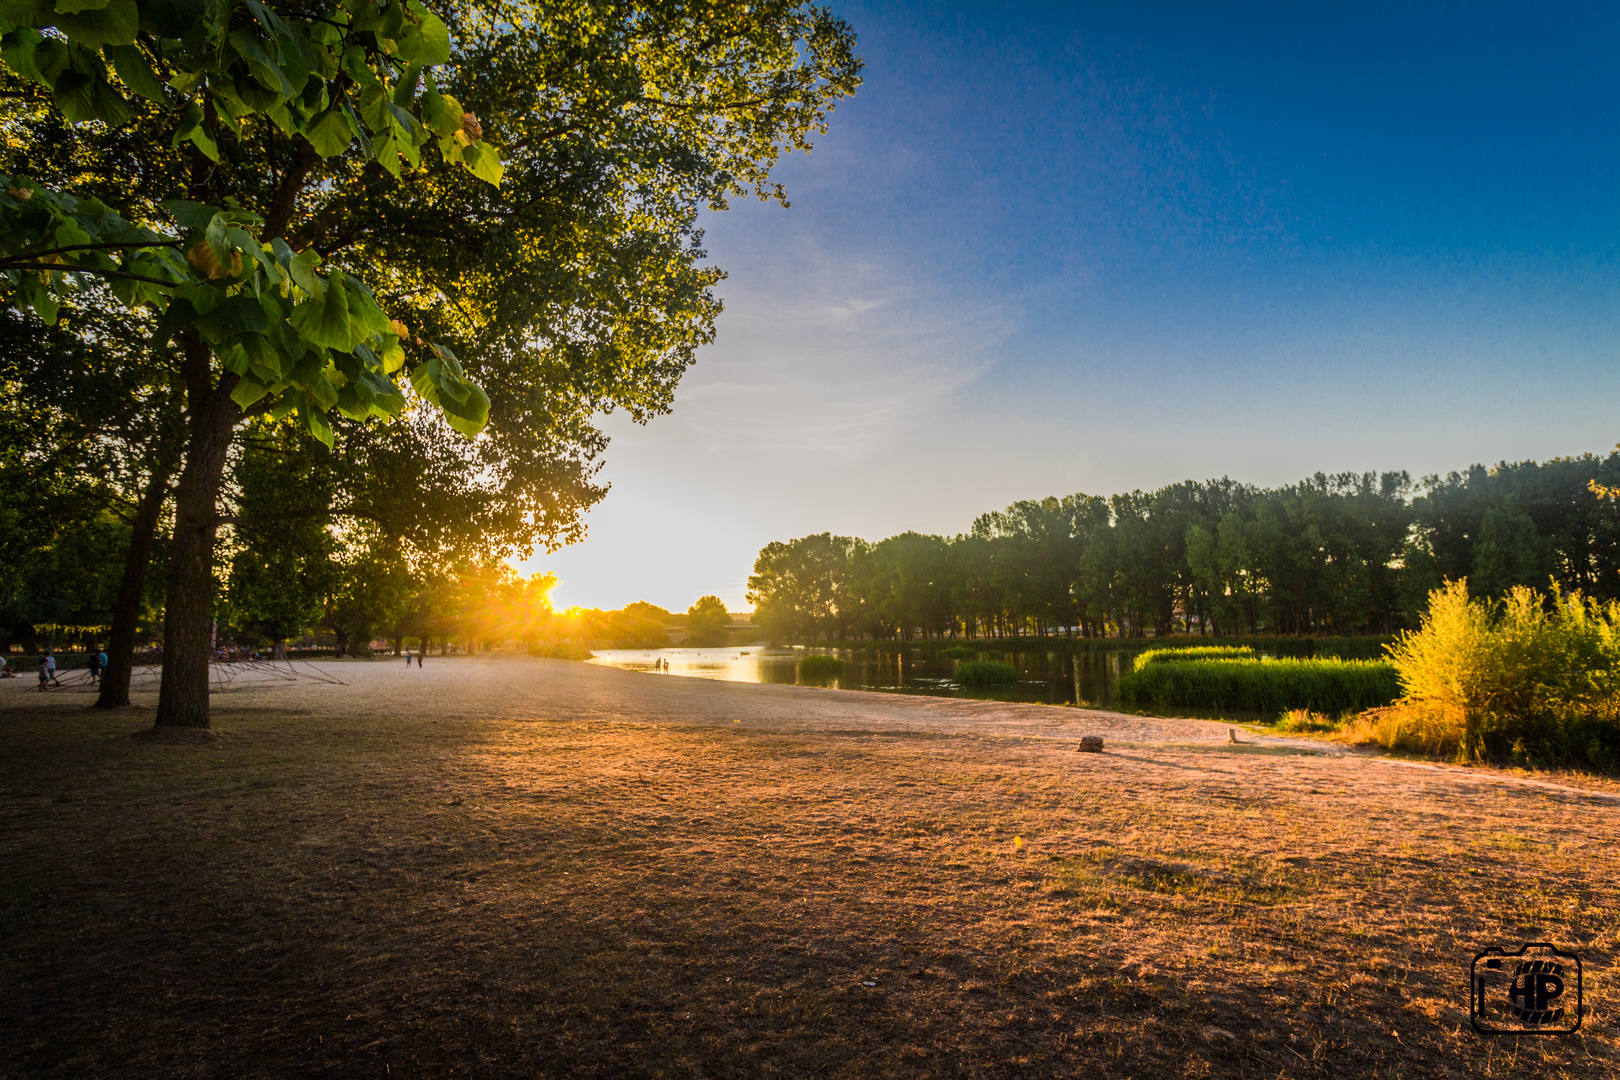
[1470,944,1582,1035]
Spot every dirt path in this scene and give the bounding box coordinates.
[2,657,1615,1079]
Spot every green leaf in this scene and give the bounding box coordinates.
[105,42,163,101]
[21,276,60,324]
[461,142,502,186]
[51,64,133,126]
[288,246,321,295]
[1,27,46,85]
[160,199,218,234]
[51,0,136,47]
[392,63,420,107]
[378,334,405,373]
[303,109,352,157]
[53,0,113,14]
[357,82,391,134]
[411,354,489,436]
[289,273,354,349]
[302,403,333,447]
[420,86,460,136]
[398,2,449,65]
[192,293,268,342]
[340,274,391,339]
[171,104,219,161]
[308,367,340,410]
[230,375,271,409]
[0,0,54,22]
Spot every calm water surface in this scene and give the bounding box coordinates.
[587,642,1381,710]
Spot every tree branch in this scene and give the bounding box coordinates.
[8,241,181,260]
[0,262,177,285]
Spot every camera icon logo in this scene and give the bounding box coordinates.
[1470,943,1583,1035]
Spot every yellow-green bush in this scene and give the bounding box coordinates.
[1373,580,1620,768]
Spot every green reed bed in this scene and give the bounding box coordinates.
[797,654,846,682]
[1116,657,1400,715]
[1133,645,1256,667]
[955,660,1020,687]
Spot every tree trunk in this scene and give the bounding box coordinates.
[96,458,174,708]
[154,351,242,729]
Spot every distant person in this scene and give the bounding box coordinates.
[44,651,59,687]
[405,649,413,667]
[416,651,424,668]
[37,657,51,690]
[87,648,103,683]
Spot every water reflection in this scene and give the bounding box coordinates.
[588,639,1389,710]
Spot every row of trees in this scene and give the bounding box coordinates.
[2,385,736,656]
[0,0,860,724]
[746,454,1620,642]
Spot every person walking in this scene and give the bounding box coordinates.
[43,651,60,687]
[405,649,413,667]
[37,656,51,690]
[416,650,424,668]
[87,647,103,683]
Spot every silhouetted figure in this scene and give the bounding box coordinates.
[416,651,423,668]
[37,657,50,690]
[43,651,59,687]
[87,648,103,683]
[405,650,413,666]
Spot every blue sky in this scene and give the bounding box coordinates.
[520,0,1620,612]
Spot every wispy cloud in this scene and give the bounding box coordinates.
[669,238,1005,463]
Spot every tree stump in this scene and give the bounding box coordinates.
[1078,736,1104,753]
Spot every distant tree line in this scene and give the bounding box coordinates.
[746,453,1620,642]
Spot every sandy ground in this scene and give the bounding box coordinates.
[2,656,1617,1078]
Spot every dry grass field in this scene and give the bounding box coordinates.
[2,656,1617,1078]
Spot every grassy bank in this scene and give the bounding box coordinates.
[1117,657,1401,715]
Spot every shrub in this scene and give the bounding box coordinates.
[1115,658,1399,715]
[798,654,845,682]
[937,645,978,661]
[1134,645,1257,668]
[1276,709,1340,734]
[957,660,1019,686]
[1369,580,1620,767]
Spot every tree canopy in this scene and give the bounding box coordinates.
[747,453,1620,643]
[0,0,861,724]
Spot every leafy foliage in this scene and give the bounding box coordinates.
[1115,658,1400,715]
[0,0,503,443]
[748,453,1620,643]
[683,593,729,647]
[1368,580,1620,768]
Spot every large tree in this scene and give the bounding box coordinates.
[0,0,861,726]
